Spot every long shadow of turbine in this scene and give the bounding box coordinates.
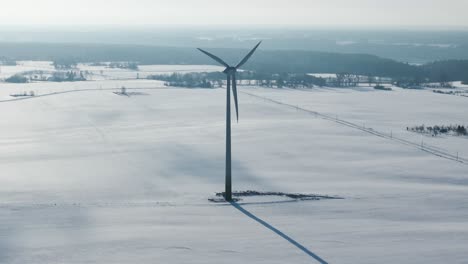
[230,202,328,264]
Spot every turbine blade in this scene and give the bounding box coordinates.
[232,74,239,122]
[235,41,262,69]
[197,48,230,68]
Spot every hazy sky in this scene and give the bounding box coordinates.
[1,0,467,28]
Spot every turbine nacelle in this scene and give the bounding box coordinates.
[223,67,237,75]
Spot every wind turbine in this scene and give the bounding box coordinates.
[197,41,262,201]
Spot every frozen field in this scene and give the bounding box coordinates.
[1,79,468,263]
[244,86,468,161]
[0,61,224,81]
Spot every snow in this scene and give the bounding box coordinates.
[1,61,224,81]
[244,86,468,160]
[0,61,55,79]
[1,75,468,263]
[79,64,225,80]
[452,81,468,90]
[308,73,337,78]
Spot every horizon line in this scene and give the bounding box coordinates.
[1,24,468,32]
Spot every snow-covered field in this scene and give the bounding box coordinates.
[0,61,224,81]
[79,64,225,80]
[0,61,56,80]
[244,86,468,160]
[1,74,468,263]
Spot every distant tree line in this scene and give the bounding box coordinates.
[148,72,327,88]
[10,91,35,97]
[49,71,86,82]
[0,56,17,66]
[271,73,326,88]
[149,73,214,88]
[374,85,392,91]
[5,74,29,83]
[408,125,467,136]
[433,90,468,96]
[333,73,361,87]
[5,71,86,83]
[2,43,468,83]
[53,58,78,69]
[108,62,139,70]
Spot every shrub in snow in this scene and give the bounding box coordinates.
[5,74,28,83]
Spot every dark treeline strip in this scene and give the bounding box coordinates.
[148,72,327,88]
[1,42,468,82]
[408,125,467,136]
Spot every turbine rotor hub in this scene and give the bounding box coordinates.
[223,67,237,74]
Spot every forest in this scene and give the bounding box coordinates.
[1,42,468,83]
